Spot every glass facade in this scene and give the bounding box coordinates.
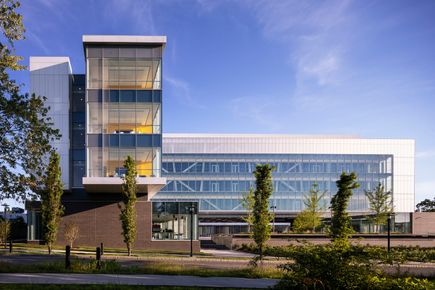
[86,46,162,178]
[71,74,86,187]
[152,201,198,240]
[158,153,393,212]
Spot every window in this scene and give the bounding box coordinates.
[152,202,198,240]
[231,182,239,192]
[211,182,219,192]
[231,164,239,173]
[211,164,219,173]
[87,58,102,89]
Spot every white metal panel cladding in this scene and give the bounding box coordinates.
[30,57,72,190]
[162,134,415,213]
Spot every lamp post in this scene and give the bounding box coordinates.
[1,203,9,218]
[188,205,196,257]
[1,203,9,248]
[270,205,277,233]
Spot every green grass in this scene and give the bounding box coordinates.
[0,285,249,290]
[0,259,283,279]
[8,243,211,257]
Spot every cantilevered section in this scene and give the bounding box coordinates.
[83,35,166,46]
[82,177,166,199]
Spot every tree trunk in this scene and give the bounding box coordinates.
[48,244,52,255]
[259,245,263,261]
[127,244,131,256]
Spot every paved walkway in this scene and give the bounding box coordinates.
[200,249,256,258]
[0,273,278,288]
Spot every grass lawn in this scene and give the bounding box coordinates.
[5,243,211,257]
[0,259,283,279]
[0,285,250,290]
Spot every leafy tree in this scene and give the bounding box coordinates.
[252,164,274,260]
[119,155,137,256]
[293,183,326,233]
[365,182,393,233]
[416,197,435,212]
[63,222,79,248]
[0,218,10,247]
[241,187,255,233]
[0,0,60,201]
[329,172,359,247]
[41,151,64,254]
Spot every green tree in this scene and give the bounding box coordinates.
[252,164,274,260]
[293,183,326,233]
[241,187,255,233]
[119,155,137,256]
[365,182,393,233]
[41,151,64,254]
[329,172,359,247]
[0,0,60,201]
[416,197,435,212]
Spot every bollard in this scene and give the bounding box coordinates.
[96,247,101,270]
[100,242,104,256]
[65,245,71,269]
[9,240,12,253]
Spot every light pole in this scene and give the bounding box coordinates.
[2,203,9,218]
[270,205,277,233]
[2,203,9,248]
[188,205,196,257]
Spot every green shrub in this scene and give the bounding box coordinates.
[369,276,434,290]
[274,243,378,289]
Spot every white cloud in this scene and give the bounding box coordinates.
[164,76,204,109]
[416,150,435,159]
[103,0,155,34]
[238,0,354,110]
[230,96,285,131]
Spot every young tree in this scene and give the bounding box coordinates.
[0,218,11,248]
[293,183,326,233]
[365,182,393,233]
[0,0,61,201]
[241,188,255,233]
[119,155,137,256]
[416,197,435,212]
[329,172,359,247]
[252,164,274,260]
[63,222,79,248]
[41,151,64,254]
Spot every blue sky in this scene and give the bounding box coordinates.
[9,0,435,206]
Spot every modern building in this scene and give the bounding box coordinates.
[159,134,414,236]
[28,35,199,251]
[27,35,415,249]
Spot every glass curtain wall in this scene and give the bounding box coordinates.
[152,202,198,240]
[86,46,162,178]
[158,154,393,213]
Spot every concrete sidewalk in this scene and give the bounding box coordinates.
[0,273,279,288]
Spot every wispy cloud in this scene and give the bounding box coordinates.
[164,76,204,109]
[26,30,50,54]
[103,0,155,34]
[236,0,355,111]
[416,150,435,159]
[230,96,285,131]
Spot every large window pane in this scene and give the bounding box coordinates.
[88,102,102,133]
[87,58,102,89]
[152,202,198,240]
[88,147,102,177]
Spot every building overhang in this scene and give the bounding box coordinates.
[82,35,166,47]
[82,177,166,200]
